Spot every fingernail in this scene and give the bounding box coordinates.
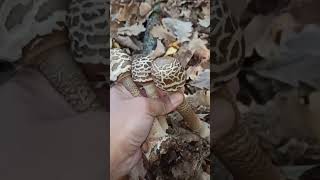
[170,93,183,106]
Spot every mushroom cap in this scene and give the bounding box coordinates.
[151,56,186,92]
[110,48,132,81]
[131,54,153,83]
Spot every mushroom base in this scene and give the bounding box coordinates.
[143,127,210,180]
[177,98,202,132]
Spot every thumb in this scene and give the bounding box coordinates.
[146,92,184,116]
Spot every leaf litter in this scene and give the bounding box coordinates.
[237,0,320,179]
[112,0,320,179]
[111,0,210,179]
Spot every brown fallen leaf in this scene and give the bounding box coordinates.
[114,36,141,51]
[186,89,210,107]
[162,18,193,42]
[289,0,320,26]
[164,47,178,56]
[244,14,275,57]
[186,65,203,80]
[149,39,165,59]
[198,16,210,28]
[189,69,210,90]
[150,24,177,44]
[188,32,210,66]
[175,46,193,68]
[114,1,139,23]
[139,2,152,17]
[117,23,146,36]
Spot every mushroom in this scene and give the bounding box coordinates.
[111,49,168,162]
[110,48,141,97]
[22,30,102,112]
[131,54,169,130]
[151,56,209,138]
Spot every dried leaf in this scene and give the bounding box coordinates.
[244,14,275,57]
[150,25,177,42]
[189,69,210,90]
[245,13,300,58]
[186,89,210,107]
[162,18,193,42]
[117,23,146,36]
[186,65,203,80]
[198,16,210,28]
[188,32,210,64]
[175,46,193,67]
[254,25,320,89]
[139,2,152,17]
[165,47,178,56]
[289,0,320,26]
[149,39,165,59]
[114,2,139,23]
[180,9,192,18]
[114,36,141,51]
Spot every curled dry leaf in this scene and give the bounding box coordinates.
[180,9,192,19]
[162,18,193,42]
[150,25,177,43]
[186,65,204,80]
[198,16,210,28]
[189,69,210,90]
[117,23,146,36]
[114,36,141,51]
[164,47,178,56]
[149,39,165,59]
[188,32,210,65]
[139,2,152,17]
[289,0,320,26]
[244,13,300,59]
[175,46,193,67]
[114,1,139,23]
[244,14,275,57]
[186,90,210,107]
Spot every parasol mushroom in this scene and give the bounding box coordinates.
[110,48,168,163]
[131,54,169,130]
[110,48,141,97]
[151,56,209,138]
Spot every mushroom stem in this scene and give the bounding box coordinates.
[118,71,141,97]
[23,31,102,112]
[176,97,201,132]
[176,96,209,139]
[143,83,169,130]
[151,56,209,138]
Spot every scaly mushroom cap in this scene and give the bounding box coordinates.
[110,48,132,81]
[151,56,186,92]
[131,54,153,83]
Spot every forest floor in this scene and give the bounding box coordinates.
[111,0,320,179]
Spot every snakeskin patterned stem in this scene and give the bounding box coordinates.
[212,87,284,180]
[213,123,285,180]
[37,46,102,112]
[23,31,102,112]
[177,97,201,132]
[118,72,141,97]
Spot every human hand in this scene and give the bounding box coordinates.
[110,84,183,179]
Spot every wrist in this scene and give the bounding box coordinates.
[110,133,128,179]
